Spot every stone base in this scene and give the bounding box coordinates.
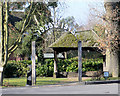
[59,71,103,78]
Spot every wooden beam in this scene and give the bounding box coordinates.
[53,50,57,78]
[32,41,36,85]
[64,52,67,59]
[78,41,82,82]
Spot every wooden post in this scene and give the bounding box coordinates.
[54,50,57,78]
[64,52,67,59]
[32,41,36,85]
[78,41,82,82]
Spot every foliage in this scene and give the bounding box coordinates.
[36,59,54,77]
[44,58,103,74]
[4,58,103,78]
[10,2,53,59]
[92,2,120,54]
[66,58,95,72]
[4,60,31,78]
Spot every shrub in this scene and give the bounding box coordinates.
[3,62,17,78]
[4,58,103,78]
[4,60,31,78]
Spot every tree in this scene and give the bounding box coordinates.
[0,2,9,85]
[103,1,120,77]
[91,1,120,77]
[46,1,64,78]
[7,2,34,58]
[11,2,52,62]
[0,1,53,85]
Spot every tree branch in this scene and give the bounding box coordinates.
[3,2,9,66]
[20,2,33,34]
[8,2,34,55]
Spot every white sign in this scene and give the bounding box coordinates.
[0,67,3,72]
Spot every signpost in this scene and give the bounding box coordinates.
[78,41,82,82]
[104,71,109,80]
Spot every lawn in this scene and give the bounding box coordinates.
[89,77,120,81]
[3,77,27,87]
[3,77,120,87]
[3,77,79,87]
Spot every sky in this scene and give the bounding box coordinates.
[61,0,105,26]
[12,1,105,26]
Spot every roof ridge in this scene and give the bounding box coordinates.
[49,30,99,48]
[49,31,71,48]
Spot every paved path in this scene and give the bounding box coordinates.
[1,83,118,94]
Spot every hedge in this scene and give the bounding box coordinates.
[3,60,31,78]
[4,58,103,78]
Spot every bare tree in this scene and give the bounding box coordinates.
[88,1,120,77]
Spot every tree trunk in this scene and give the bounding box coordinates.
[111,51,119,77]
[0,2,9,86]
[4,2,9,66]
[53,7,58,78]
[104,1,120,77]
[105,49,112,74]
[0,2,3,86]
[106,49,119,77]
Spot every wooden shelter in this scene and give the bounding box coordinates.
[49,30,104,78]
[49,30,100,52]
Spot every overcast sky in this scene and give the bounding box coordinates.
[62,0,105,26]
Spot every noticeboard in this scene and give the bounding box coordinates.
[44,53,64,59]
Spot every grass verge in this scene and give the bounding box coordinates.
[3,77,119,87]
[3,77,79,87]
[87,77,120,81]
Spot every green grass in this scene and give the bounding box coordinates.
[36,77,74,85]
[3,77,120,88]
[3,77,78,87]
[3,77,27,87]
[108,77,120,80]
[88,77,120,81]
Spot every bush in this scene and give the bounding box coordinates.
[36,59,54,77]
[3,62,17,78]
[44,58,103,74]
[4,60,31,78]
[4,58,103,78]
[66,58,103,72]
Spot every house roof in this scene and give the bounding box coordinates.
[49,30,99,49]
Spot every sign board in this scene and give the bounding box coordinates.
[0,67,3,72]
[44,53,64,59]
[104,71,109,78]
